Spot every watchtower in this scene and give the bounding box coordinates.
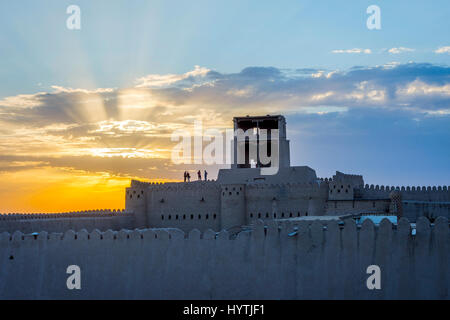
[231,115,290,169]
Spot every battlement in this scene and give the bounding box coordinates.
[128,180,220,192]
[0,209,132,221]
[149,181,220,192]
[361,184,449,192]
[356,184,450,201]
[130,180,152,188]
[246,181,324,190]
[1,216,448,299]
[0,216,447,242]
[0,209,136,234]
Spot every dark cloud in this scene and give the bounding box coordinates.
[287,107,450,186]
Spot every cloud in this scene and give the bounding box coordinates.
[135,65,212,88]
[0,63,449,182]
[397,79,450,97]
[388,47,415,54]
[286,107,450,185]
[332,48,372,54]
[0,92,47,108]
[1,63,449,211]
[2,63,449,122]
[50,86,115,94]
[435,46,450,54]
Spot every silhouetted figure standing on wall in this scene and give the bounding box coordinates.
[187,172,190,182]
[184,171,187,182]
[197,170,202,181]
[204,170,208,181]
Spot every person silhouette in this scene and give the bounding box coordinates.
[204,170,208,181]
[187,172,190,182]
[197,170,202,181]
[184,171,187,183]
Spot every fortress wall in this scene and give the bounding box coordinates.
[354,185,450,222]
[0,217,447,300]
[403,201,450,222]
[328,174,363,201]
[126,186,148,228]
[401,186,450,202]
[308,182,329,216]
[146,182,222,232]
[245,182,327,221]
[357,185,450,201]
[325,200,391,216]
[0,210,135,234]
[221,184,246,229]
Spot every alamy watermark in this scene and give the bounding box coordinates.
[64,5,380,31]
[66,265,81,290]
[366,265,381,290]
[367,5,381,30]
[66,5,81,30]
[171,120,280,175]
[63,263,380,291]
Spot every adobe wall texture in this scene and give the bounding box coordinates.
[0,217,448,300]
[355,184,450,201]
[1,179,448,235]
[0,210,135,234]
[125,177,450,233]
[402,201,449,221]
[144,181,222,232]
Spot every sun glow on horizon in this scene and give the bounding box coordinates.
[0,167,176,214]
[0,63,449,213]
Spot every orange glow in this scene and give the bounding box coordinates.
[0,167,171,214]
[0,74,228,214]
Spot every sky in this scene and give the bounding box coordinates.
[0,0,449,213]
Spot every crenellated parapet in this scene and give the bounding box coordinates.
[146,181,222,202]
[130,179,220,190]
[1,216,446,246]
[126,171,449,230]
[356,184,450,201]
[0,217,448,299]
[0,209,131,220]
[328,171,364,201]
[0,209,135,234]
[246,180,324,190]
[360,184,450,192]
[149,181,220,192]
[140,180,222,232]
[130,180,152,188]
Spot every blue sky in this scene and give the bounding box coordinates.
[1,0,449,96]
[0,1,449,212]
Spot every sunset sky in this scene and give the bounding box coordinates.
[0,0,449,213]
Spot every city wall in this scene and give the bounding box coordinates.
[145,181,222,232]
[403,201,450,221]
[355,184,450,201]
[245,182,328,219]
[0,210,135,234]
[332,182,450,221]
[0,217,448,299]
